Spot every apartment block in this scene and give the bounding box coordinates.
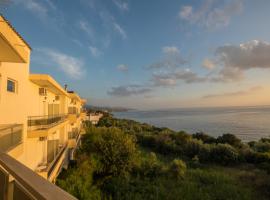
[0,15,86,199]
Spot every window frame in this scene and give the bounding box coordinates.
[7,78,17,94]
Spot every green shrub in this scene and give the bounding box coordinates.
[254,142,270,153]
[169,159,187,179]
[183,139,204,158]
[193,132,216,144]
[210,144,239,165]
[140,152,164,178]
[94,127,137,176]
[217,133,242,148]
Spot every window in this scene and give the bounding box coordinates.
[7,79,16,93]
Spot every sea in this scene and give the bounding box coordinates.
[113,106,270,142]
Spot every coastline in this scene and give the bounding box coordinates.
[113,105,270,142]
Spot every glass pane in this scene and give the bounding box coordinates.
[7,80,15,92]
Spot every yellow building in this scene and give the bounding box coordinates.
[0,15,86,199]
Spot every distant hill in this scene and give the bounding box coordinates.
[85,105,134,112]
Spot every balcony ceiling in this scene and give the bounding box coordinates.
[0,35,25,63]
[30,74,68,96]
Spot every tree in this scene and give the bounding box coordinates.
[217,134,242,148]
[94,127,137,176]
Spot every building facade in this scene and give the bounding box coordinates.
[0,15,86,199]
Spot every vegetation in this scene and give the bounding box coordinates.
[57,114,270,200]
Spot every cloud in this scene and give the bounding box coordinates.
[107,85,152,97]
[117,64,129,72]
[16,0,48,20]
[152,74,177,87]
[202,58,215,70]
[89,46,103,57]
[152,69,207,87]
[78,20,95,42]
[203,86,263,99]
[179,0,243,29]
[100,12,127,40]
[179,6,193,19]
[149,46,187,70]
[113,0,129,11]
[216,40,270,70]
[209,40,270,82]
[162,46,180,54]
[113,22,127,39]
[37,48,84,79]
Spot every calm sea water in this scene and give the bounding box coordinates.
[113,106,270,142]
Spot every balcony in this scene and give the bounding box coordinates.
[0,152,76,200]
[68,129,80,148]
[36,143,68,182]
[80,112,87,121]
[0,124,23,152]
[27,115,68,138]
[0,15,30,63]
[68,107,80,123]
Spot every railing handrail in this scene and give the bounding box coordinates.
[0,124,23,132]
[47,143,68,178]
[0,153,77,200]
[28,114,68,119]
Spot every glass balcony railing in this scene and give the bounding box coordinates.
[0,152,76,200]
[0,124,23,152]
[68,107,78,115]
[36,143,68,179]
[27,114,68,131]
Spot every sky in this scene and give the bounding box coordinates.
[2,0,270,109]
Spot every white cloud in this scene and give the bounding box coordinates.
[78,20,95,42]
[179,0,243,29]
[113,22,127,39]
[179,6,193,19]
[38,48,84,79]
[99,11,127,40]
[113,0,129,11]
[16,0,48,20]
[117,64,128,72]
[89,46,103,57]
[210,40,270,82]
[162,46,180,54]
[149,46,187,70]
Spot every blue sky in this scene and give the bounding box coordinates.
[2,0,270,109]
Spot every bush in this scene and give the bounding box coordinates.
[253,141,270,153]
[210,144,239,165]
[139,152,164,178]
[94,127,137,176]
[169,159,187,179]
[198,144,211,162]
[183,139,204,158]
[193,132,216,144]
[217,134,242,148]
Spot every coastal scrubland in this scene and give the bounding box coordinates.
[57,113,270,200]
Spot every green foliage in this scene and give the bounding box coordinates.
[209,144,239,165]
[216,133,242,148]
[57,116,270,200]
[193,132,216,144]
[56,159,102,200]
[169,159,187,179]
[85,127,137,176]
[138,152,164,178]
